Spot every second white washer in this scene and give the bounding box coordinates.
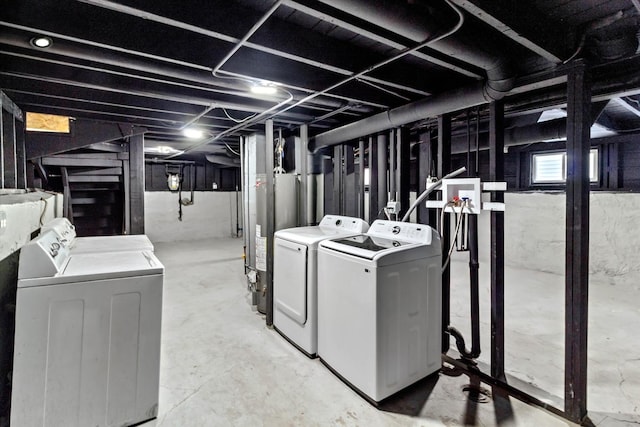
[273,215,369,357]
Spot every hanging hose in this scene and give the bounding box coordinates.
[401,166,466,222]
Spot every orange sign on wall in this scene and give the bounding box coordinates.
[25,112,71,133]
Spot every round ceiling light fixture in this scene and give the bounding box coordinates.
[183,128,204,139]
[250,81,278,95]
[30,36,53,49]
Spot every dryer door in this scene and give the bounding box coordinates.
[274,238,308,324]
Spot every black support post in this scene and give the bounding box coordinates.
[333,145,344,215]
[128,132,145,234]
[438,114,452,353]
[564,61,591,423]
[265,120,275,326]
[15,116,26,189]
[417,136,431,225]
[398,128,410,221]
[377,133,388,219]
[344,144,356,217]
[299,125,308,226]
[368,136,378,222]
[358,139,366,219]
[389,129,396,200]
[489,100,505,379]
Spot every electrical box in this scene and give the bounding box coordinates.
[425,177,505,213]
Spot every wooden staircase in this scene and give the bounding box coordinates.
[39,143,128,236]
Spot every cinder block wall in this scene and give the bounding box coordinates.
[144,191,242,243]
[450,192,640,285]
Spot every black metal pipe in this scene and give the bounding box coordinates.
[468,214,481,358]
[447,213,481,360]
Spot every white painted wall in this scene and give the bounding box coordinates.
[144,191,241,243]
[449,192,640,284]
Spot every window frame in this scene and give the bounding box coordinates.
[530,148,599,185]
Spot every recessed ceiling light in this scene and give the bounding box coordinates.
[250,82,278,95]
[183,128,204,139]
[30,36,53,49]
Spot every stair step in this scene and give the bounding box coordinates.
[68,175,122,183]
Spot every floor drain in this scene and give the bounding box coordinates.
[461,384,492,403]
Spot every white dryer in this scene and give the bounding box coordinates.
[11,231,164,427]
[273,215,369,357]
[317,220,442,403]
[41,217,154,253]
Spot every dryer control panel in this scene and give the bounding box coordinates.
[319,215,369,233]
[18,231,70,280]
[367,220,434,244]
[41,217,77,247]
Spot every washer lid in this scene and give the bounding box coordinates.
[18,250,164,287]
[275,215,369,247]
[73,235,154,253]
[62,250,163,277]
[323,234,418,259]
[276,226,360,246]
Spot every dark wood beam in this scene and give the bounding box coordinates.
[128,133,145,235]
[449,0,567,63]
[489,100,505,380]
[564,60,591,423]
[438,114,452,353]
[368,136,378,223]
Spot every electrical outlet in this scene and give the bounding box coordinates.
[386,201,400,214]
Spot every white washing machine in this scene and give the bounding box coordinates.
[273,215,369,357]
[11,231,164,427]
[41,217,154,253]
[317,220,442,403]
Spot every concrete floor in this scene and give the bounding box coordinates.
[141,237,597,427]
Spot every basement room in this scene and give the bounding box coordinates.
[1,1,639,426]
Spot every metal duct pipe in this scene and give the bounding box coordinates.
[309,0,516,151]
[315,0,514,95]
[450,118,568,154]
[311,81,494,150]
[205,154,241,167]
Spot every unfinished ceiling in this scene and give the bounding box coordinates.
[1,0,639,164]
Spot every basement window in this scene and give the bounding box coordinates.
[25,112,71,133]
[531,149,598,184]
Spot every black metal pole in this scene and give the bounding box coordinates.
[265,119,275,326]
[368,136,378,223]
[468,214,481,358]
[358,139,366,219]
[489,100,505,379]
[377,133,388,218]
[564,60,591,423]
[438,114,452,353]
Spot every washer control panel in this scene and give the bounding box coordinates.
[319,215,369,233]
[18,231,71,280]
[41,217,77,247]
[367,220,434,244]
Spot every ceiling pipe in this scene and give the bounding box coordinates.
[205,154,241,167]
[450,118,567,154]
[311,80,505,150]
[309,0,515,151]
[315,0,514,96]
